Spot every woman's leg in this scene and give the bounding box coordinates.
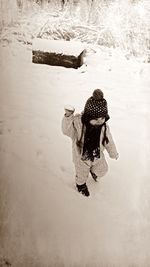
[74,159,91,185]
[91,154,108,179]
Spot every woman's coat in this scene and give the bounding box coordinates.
[62,113,118,165]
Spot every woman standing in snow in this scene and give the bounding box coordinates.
[62,89,119,197]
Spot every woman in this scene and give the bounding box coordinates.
[62,89,119,197]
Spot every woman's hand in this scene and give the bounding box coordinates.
[64,105,75,117]
[115,153,119,160]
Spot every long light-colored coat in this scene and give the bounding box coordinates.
[62,113,118,185]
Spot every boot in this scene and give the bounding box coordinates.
[76,183,90,197]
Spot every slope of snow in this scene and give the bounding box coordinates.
[0,41,150,267]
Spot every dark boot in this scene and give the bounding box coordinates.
[90,171,98,182]
[76,183,90,197]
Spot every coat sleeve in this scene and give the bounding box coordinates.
[61,114,76,141]
[104,124,118,159]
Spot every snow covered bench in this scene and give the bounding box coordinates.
[32,38,85,69]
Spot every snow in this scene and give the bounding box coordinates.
[32,38,85,56]
[0,40,150,267]
[64,105,75,111]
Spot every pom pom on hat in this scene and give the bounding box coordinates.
[93,89,104,100]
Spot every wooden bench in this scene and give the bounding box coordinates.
[32,38,85,69]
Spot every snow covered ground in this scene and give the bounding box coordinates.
[0,40,150,267]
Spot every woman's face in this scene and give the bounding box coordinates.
[90,117,105,126]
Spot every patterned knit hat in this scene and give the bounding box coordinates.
[82,89,109,123]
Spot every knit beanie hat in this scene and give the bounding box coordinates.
[82,89,109,124]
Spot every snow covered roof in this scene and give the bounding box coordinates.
[32,38,85,56]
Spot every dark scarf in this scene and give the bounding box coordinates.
[80,117,109,162]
